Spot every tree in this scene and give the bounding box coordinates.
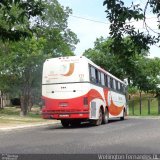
[83,37,160,95]
[103,0,160,99]
[126,56,160,97]
[103,0,159,57]
[35,0,79,56]
[0,0,79,115]
[0,37,46,115]
[83,37,148,80]
[84,37,125,79]
[0,0,44,41]
[143,57,160,96]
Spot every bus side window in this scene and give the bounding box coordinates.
[105,74,108,87]
[108,76,111,88]
[95,69,98,83]
[90,66,96,83]
[118,82,121,91]
[110,78,113,89]
[101,73,105,86]
[95,69,101,84]
[116,80,119,91]
[98,71,101,84]
[113,79,116,90]
[120,83,123,93]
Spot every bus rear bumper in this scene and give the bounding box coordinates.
[42,111,89,120]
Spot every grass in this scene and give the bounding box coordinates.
[128,97,160,116]
[0,106,41,117]
[0,107,20,115]
[0,106,48,125]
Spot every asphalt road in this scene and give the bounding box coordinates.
[0,118,160,154]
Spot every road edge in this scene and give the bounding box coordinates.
[0,121,60,132]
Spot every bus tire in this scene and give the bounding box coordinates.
[120,109,125,120]
[93,109,103,126]
[102,108,109,124]
[61,120,70,128]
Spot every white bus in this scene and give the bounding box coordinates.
[42,56,128,127]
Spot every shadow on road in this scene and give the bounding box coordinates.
[43,118,128,130]
[46,122,95,130]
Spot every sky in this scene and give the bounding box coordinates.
[58,0,160,58]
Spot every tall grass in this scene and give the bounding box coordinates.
[129,97,160,116]
[0,106,41,118]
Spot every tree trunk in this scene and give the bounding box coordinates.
[20,67,33,115]
[0,97,2,109]
[28,93,33,112]
[0,92,4,109]
[20,95,28,116]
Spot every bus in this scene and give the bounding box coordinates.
[41,56,128,127]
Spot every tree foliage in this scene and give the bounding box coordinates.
[0,37,46,115]
[84,37,125,79]
[35,0,79,56]
[102,0,160,95]
[84,37,160,94]
[136,58,160,95]
[0,0,79,115]
[103,0,160,57]
[0,0,44,41]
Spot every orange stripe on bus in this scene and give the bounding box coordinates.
[62,63,74,76]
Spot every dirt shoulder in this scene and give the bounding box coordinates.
[0,115,59,131]
[0,107,60,131]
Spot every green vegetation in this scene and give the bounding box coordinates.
[0,106,41,118]
[84,37,160,95]
[0,107,20,116]
[101,0,160,109]
[129,97,160,116]
[0,0,79,116]
[103,0,160,57]
[0,106,46,125]
[0,0,44,41]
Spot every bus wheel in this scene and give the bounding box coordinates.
[120,109,125,120]
[102,109,109,124]
[61,120,70,128]
[93,109,103,126]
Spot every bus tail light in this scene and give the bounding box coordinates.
[83,97,88,106]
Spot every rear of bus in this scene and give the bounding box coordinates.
[41,56,90,125]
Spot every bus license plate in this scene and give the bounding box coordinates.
[59,114,69,118]
[59,102,68,107]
